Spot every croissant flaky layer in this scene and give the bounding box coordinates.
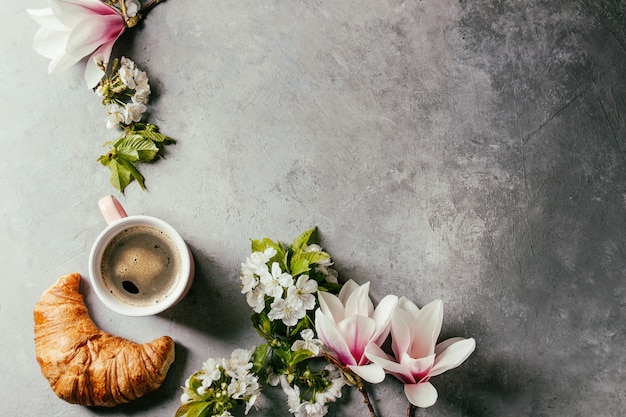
[34,273,175,407]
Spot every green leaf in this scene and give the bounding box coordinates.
[104,157,132,192]
[250,238,286,268]
[290,257,311,277]
[175,401,210,417]
[289,349,314,367]
[252,343,270,373]
[251,237,280,254]
[98,150,146,193]
[290,251,330,276]
[115,134,159,162]
[289,227,317,252]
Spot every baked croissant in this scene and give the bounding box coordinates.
[34,273,175,407]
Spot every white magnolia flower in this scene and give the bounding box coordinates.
[260,262,293,299]
[27,0,127,88]
[365,298,475,408]
[291,329,322,356]
[315,280,398,383]
[268,295,305,326]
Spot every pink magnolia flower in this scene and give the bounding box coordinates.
[27,0,128,88]
[315,280,398,383]
[365,298,475,408]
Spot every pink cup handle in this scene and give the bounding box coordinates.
[98,195,128,225]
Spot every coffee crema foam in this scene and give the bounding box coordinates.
[100,225,182,307]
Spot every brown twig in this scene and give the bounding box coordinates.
[356,381,378,417]
[407,402,413,417]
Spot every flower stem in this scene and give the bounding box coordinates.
[323,353,378,417]
[407,402,413,417]
[356,381,378,417]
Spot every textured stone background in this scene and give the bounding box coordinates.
[1,0,624,416]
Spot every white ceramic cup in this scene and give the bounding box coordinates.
[88,196,194,316]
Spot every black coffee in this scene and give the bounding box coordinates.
[100,225,182,307]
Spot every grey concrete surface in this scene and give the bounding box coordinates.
[1,0,625,416]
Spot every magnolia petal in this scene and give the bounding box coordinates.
[27,8,68,31]
[315,310,355,366]
[66,14,123,60]
[344,281,373,317]
[84,42,113,88]
[32,26,70,61]
[50,0,119,28]
[404,381,438,408]
[349,363,386,384]
[390,308,413,359]
[337,315,376,365]
[399,352,435,382]
[397,296,421,321]
[337,279,359,304]
[372,294,398,345]
[365,343,415,383]
[317,291,344,325]
[407,299,443,358]
[429,337,475,377]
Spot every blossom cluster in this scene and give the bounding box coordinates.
[95,56,151,129]
[177,348,261,417]
[240,244,335,327]
[179,228,476,417]
[280,364,345,417]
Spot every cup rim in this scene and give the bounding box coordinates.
[88,215,193,316]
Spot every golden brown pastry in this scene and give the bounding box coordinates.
[34,273,175,407]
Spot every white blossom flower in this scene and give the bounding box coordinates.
[241,270,259,294]
[241,248,276,277]
[245,285,266,313]
[119,65,136,89]
[124,101,146,124]
[133,85,151,104]
[104,103,124,129]
[198,357,222,386]
[289,274,318,311]
[314,365,345,405]
[224,348,254,377]
[268,295,305,326]
[260,262,293,299]
[291,329,322,356]
[123,0,140,18]
[302,401,327,417]
[133,69,149,88]
[120,56,136,71]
